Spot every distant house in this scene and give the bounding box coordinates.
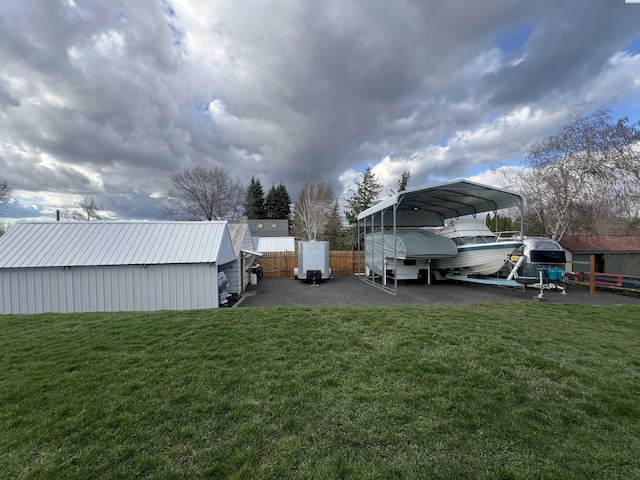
[245,219,289,237]
[229,218,294,252]
[560,235,640,276]
[221,223,260,297]
[0,221,236,314]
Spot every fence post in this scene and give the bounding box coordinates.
[590,254,595,294]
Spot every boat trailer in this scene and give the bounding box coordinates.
[435,256,567,300]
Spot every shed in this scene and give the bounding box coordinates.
[357,179,526,294]
[560,235,640,276]
[220,223,261,296]
[0,221,236,314]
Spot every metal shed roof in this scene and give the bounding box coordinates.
[358,179,526,227]
[227,223,261,256]
[0,221,237,268]
[254,236,296,252]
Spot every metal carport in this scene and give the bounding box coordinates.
[356,179,526,294]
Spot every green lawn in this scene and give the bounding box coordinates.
[1,304,639,479]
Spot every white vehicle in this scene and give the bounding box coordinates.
[505,237,566,285]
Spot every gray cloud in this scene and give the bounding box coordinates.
[1,0,639,220]
[484,2,640,106]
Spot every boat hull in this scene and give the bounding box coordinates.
[433,241,522,276]
[365,230,457,280]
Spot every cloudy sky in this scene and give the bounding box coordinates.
[1,0,640,222]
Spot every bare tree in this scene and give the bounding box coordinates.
[67,196,104,221]
[164,166,246,221]
[293,179,336,241]
[508,104,640,240]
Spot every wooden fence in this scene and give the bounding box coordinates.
[257,251,364,278]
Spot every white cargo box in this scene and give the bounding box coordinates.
[294,241,331,281]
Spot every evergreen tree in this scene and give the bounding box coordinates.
[344,167,382,225]
[265,182,292,219]
[265,185,278,218]
[324,200,344,250]
[0,181,10,212]
[485,213,521,237]
[244,176,266,218]
[398,170,411,192]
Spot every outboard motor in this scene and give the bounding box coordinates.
[218,271,230,306]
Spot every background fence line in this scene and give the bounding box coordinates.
[258,251,364,278]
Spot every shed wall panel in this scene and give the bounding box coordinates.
[0,264,219,314]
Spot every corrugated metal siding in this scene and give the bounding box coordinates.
[221,224,259,294]
[221,224,242,294]
[0,264,218,314]
[0,221,236,268]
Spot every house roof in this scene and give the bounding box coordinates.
[560,235,640,254]
[357,179,526,227]
[245,219,289,237]
[0,221,237,268]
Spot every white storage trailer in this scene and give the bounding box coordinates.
[294,241,331,282]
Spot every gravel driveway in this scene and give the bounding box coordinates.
[236,275,640,308]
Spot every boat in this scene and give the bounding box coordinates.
[433,219,523,276]
[365,229,458,280]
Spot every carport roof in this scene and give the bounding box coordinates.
[357,179,526,227]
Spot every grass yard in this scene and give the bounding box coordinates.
[1,304,640,479]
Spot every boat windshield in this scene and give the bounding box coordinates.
[454,235,496,245]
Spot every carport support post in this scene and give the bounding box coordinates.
[379,207,395,292]
[383,211,388,287]
[393,205,398,293]
[359,216,365,273]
